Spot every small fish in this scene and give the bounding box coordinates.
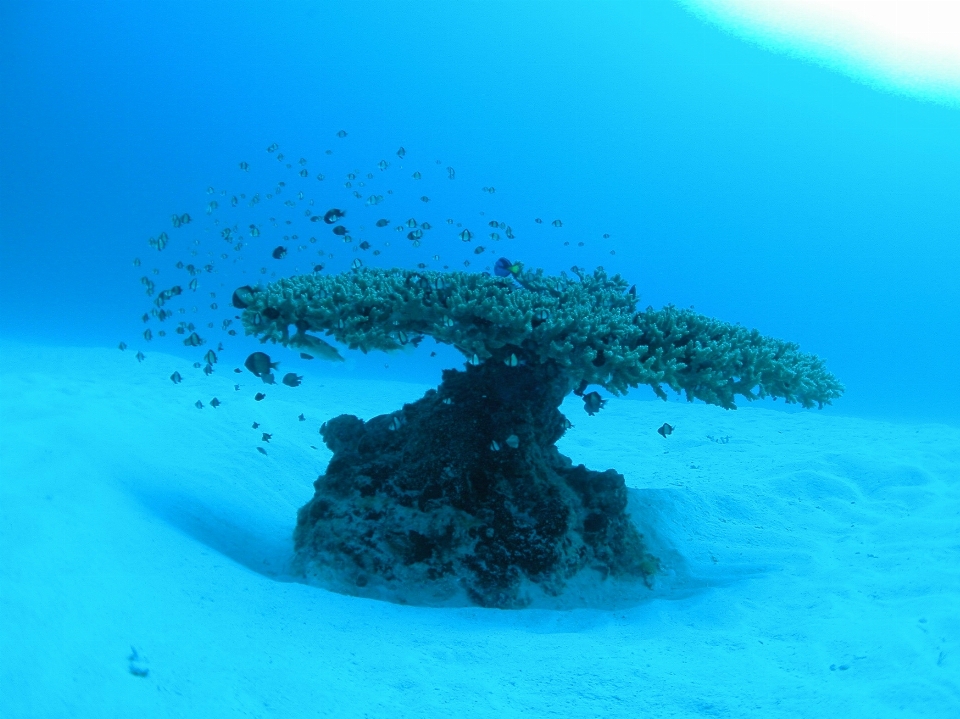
[118,342,127,351]
[468,353,481,366]
[323,208,345,224]
[254,392,266,401]
[300,353,314,360]
[245,351,279,380]
[505,434,519,449]
[490,440,501,451]
[628,285,637,297]
[420,196,430,203]
[473,246,485,255]
[252,422,260,429]
[459,229,473,242]
[388,416,403,431]
[504,353,518,367]
[257,447,267,455]
[204,350,217,365]
[179,213,191,225]
[657,423,674,438]
[407,229,423,241]
[298,414,306,422]
[337,130,347,138]
[170,371,182,384]
[193,362,202,369]
[447,167,455,179]
[136,351,146,363]
[332,226,347,236]
[552,219,562,227]
[132,258,141,267]
[603,233,610,239]
[234,384,240,391]
[272,246,287,259]
[378,160,389,170]
[183,332,204,347]
[583,391,606,416]
[282,373,302,387]
[412,171,421,180]
[535,218,543,224]
[313,264,325,273]
[203,364,214,376]
[234,368,243,374]
[261,433,272,443]
[494,257,521,278]
[267,143,279,152]
[240,161,249,170]
[210,398,221,408]
[351,258,362,270]
[375,219,390,227]
[195,400,203,409]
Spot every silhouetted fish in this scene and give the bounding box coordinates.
[657,423,674,438]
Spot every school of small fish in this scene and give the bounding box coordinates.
[122,131,627,455]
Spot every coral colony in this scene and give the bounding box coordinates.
[237,263,843,608]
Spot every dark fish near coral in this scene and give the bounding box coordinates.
[254,392,266,401]
[494,257,521,278]
[210,398,221,408]
[272,246,287,259]
[232,285,256,309]
[323,208,345,224]
[170,371,182,384]
[657,423,674,438]
[583,391,606,416]
[282,373,302,387]
[245,352,278,380]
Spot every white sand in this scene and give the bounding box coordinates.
[1,341,958,717]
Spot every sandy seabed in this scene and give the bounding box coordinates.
[1,341,958,718]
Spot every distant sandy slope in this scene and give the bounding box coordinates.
[2,342,957,718]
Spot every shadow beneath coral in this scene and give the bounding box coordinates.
[127,481,297,582]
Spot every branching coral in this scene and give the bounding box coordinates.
[242,264,843,410]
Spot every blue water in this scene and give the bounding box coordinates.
[3,1,959,424]
[3,3,960,716]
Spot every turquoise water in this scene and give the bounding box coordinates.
[2,2,959,717]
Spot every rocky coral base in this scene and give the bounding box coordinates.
[293,360,659,608]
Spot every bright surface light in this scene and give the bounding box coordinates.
[679,0,960,105]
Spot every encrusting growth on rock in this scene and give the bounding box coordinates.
[240,264,842,607]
